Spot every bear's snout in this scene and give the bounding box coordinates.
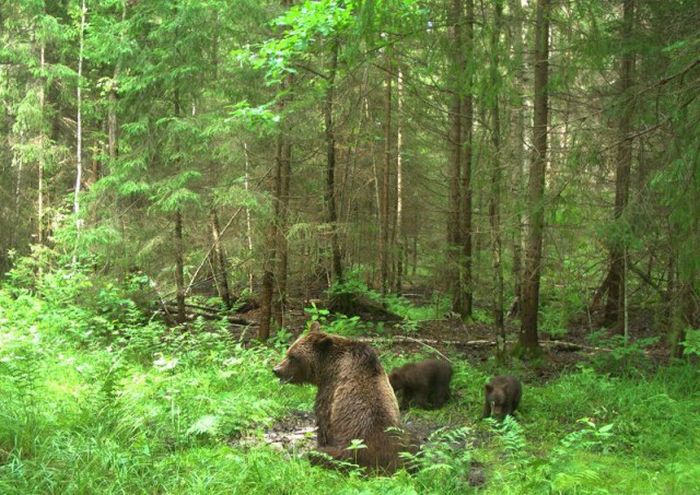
[273,360,288,382]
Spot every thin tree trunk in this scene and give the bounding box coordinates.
[519,0,550,354]
[259,269,274,340]
[449,0,464,313]
[394,66,404,294]
[108,89,118,160]
[72,0,86,266]
[604,0,635,333]
[460,0,474,318]
[210,208,232,308]
[12,145,23,249]
[274,137,291,328]
[270,134,283,329]
[324,36,343,283]
[37,42,45,246]
[172,89,186,324]
[174,209,186,324]
[108,2,126,161]
[489,0,505,356]
[381,51,392,295]
[259,137,282,341]
[243,142,254,293]
[368,95,382,287]
[509,0,526,317]
[260,0,295,337]
[412,236,418,276]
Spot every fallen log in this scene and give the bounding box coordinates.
[328,292,402,321]
[162,303,254,326]
[357,335,670,357]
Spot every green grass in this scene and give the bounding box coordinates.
[1,280,699,494]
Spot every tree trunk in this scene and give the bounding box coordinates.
[394,66,404,294]
[261,0,295,337]
[604,0,635,333]
[37,42,45,246]
[274,137,291,328]
[460,0,474,318]
[324,36,343,283]
[448,0,464,314]
[519,0,550,354]
[174,209,186,324]
[380,51,392,295]
[108,89,118,160]
[12,151,23,249]
[489,0,505,356]
[259,269,274,341]
[73,0,86,264]
[210,208,232,308]
[107,3,126,161]
[259,136,283,341]
[508,0,526,318]
[412,236,418,276]
[243,142,254,293]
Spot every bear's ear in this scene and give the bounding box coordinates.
[313,334,333,354]
[309,320,321,333]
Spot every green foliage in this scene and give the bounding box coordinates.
[304,301,331,322]
[490,415,527,458]
[587,331,658,375]
[327,271,381,303]
[682,328,700,358]
[304,302,366,337]
[471,307,495,325]
[1,263,700,493]
[403,427,474,491]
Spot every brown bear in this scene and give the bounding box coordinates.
[272,321,409,472]
[388,359,453,410]
[482,375,522,420]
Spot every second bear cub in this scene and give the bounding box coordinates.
[388,359,453,410]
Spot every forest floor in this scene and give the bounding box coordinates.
[1,278,699,494]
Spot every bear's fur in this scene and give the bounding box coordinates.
[388,359,453,410]
[482,375,521,420]
[273,321,409,472]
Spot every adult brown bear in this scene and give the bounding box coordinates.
[273,321,409,472]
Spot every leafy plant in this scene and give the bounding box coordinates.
[304,302,331,324]
[403,427,474,490]
[587,330,658,375]
[681,328,700,358]
[489,415,526,458]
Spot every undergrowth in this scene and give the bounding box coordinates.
[1,260,698,494]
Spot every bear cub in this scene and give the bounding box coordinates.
[389,359,453,410]
[482,375,521,420]
[273,321,409,472]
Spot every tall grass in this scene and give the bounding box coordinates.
[1,269,698,494]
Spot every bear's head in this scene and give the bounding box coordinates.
[388,370,403,391]
[272,321,333,385]
[485,383,507,418]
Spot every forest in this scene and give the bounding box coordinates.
[0,0,699,493]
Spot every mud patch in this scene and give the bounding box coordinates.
[263,410,317,453]
[403,417,447,444]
